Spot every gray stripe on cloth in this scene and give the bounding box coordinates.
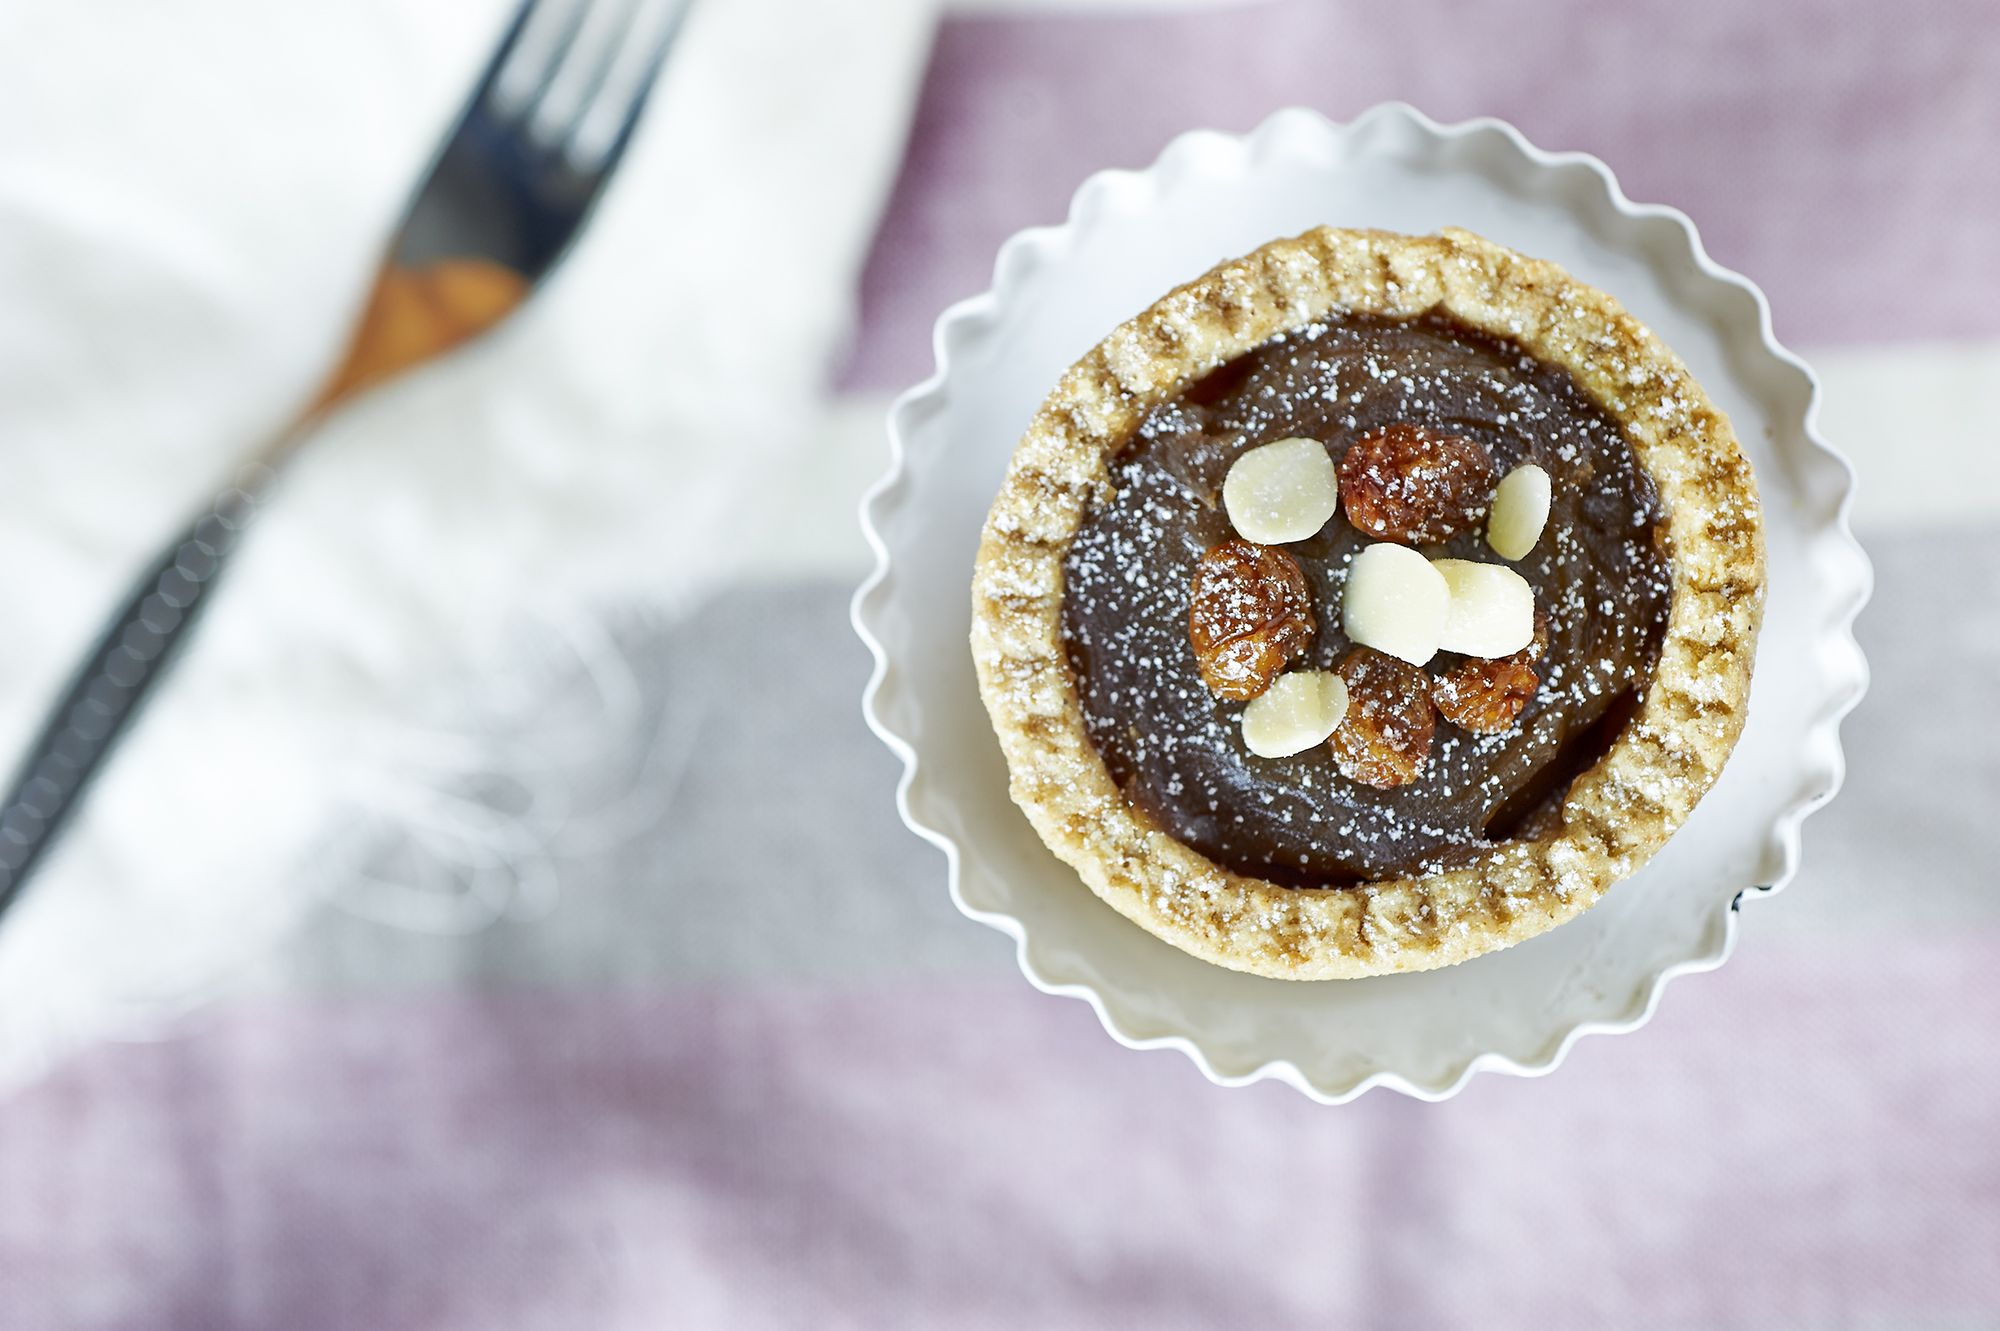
[254,525,1992,996]
[253,581,1013,996]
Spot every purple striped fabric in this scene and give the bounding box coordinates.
[842,0,2000,391]
[2,939,1997,1329]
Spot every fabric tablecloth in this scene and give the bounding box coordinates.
[4,1,1999,1326]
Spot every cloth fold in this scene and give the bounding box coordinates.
[0,0,938,1092]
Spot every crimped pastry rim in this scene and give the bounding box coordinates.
[969,227,1766,980]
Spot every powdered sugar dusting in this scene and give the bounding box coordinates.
[1061,310,1672,884]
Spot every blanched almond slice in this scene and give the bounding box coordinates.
[1341,543,1448,666]
[1432,559,1536,657]
[1240,670,1350,759]
[1487,463,1552,561]
[1222,437,1339,544]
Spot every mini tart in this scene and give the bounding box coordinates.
[969,227,1765,980]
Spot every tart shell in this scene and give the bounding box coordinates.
[969,227,1765,980]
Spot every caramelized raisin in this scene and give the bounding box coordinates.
[1188,539,1316,701]
[1328,647,1436,788]
[1337,423,1496,545]
[1433,612,1550,734]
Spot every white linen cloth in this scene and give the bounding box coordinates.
[0,0,935,1089]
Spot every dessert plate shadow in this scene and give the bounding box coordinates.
[851,104,1870,1103]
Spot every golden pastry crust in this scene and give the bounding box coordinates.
[969,227,1765,980]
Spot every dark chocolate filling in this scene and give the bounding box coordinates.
[1060,310,1671,884]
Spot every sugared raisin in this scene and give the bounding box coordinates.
[1432,612,1550,734]
[1328,647,1436,788]
[1188,539,1316,701]
[1337,423,1496,545]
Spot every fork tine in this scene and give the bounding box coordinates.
[534,0,641,150]
[566,0,690,171]
[489,0,596,125]
[462,0,549,107]
[524,0,640,149]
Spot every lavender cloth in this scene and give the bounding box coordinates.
[843,0,2000,390]
[7,2,2000,1327]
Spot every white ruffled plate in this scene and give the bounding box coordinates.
[851,104,1870,1103]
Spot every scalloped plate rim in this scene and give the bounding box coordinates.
[850,102,1872,1104]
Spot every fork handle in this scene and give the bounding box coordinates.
[0,476,268,917]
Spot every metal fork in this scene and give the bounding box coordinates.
[0,0,691,921]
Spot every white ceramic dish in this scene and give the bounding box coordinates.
[851,104,1870,1103]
